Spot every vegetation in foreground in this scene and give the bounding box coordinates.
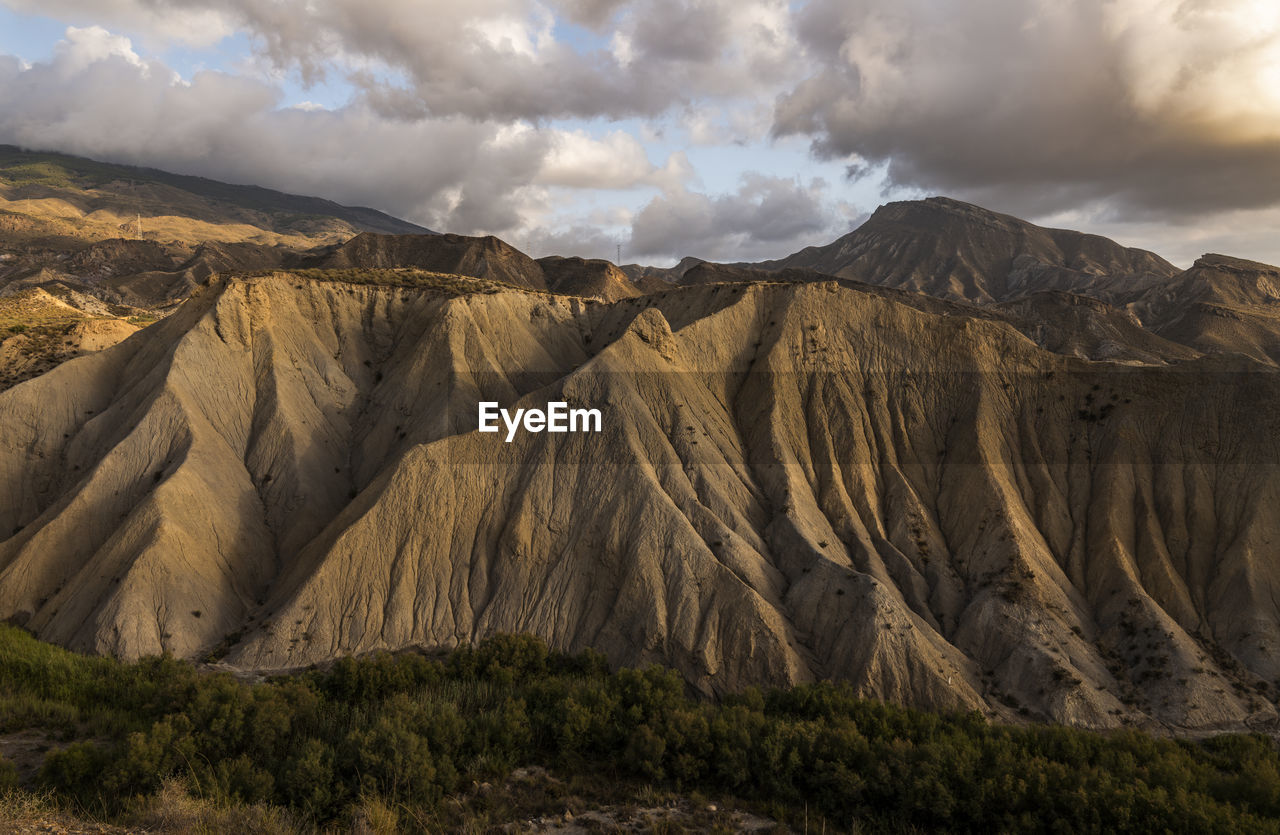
[1,625,1278,833]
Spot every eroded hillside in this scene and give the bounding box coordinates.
[1,270,1277,734]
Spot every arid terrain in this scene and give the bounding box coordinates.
[3,150,1280,737]
[0,146,430,390]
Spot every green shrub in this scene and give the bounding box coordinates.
[1,624,1278,832]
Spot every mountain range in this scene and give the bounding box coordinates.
[2,148,1280,735]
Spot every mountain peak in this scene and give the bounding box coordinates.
[753,196,1178,304]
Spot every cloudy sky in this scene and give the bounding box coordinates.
[2,0,1279,266]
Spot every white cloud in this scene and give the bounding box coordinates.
[535,129,655,189]
[0,31,550,236]
[57,25,145,72]
[0,23,787,252]
[1,0,806,121]
[1104,0,1280,141]
[6,1,1280,267]
[0,0,235,48]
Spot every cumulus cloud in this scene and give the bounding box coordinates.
[52,24,146,71]
[773,0,1280,220]
[629,174,839,261]
[10,0,1280,267]
[0,17,843,263]
[0,28,674,237]
[1,0,235,48]
[535,129,657,189]
[1,0,805,121]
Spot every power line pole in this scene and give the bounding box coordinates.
[616,242,621,265]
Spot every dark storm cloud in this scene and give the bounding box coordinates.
[549,0,631,31]
[772,0,1280,219]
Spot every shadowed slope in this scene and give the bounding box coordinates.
[537,255,643,301]
[316,233,546,290]
[1138,254,1280,366]
[751,197,1179,304]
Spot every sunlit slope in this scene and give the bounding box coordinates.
[0,273,1277,734]
[0,286,144,389]
[0,145,429,248]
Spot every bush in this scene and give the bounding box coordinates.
[1,624,1278,832]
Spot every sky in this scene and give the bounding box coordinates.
[1,1,1280,267]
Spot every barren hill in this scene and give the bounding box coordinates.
[0,286,146,389]
[620,256,706,292]
[315,232,545,290]
[0,145,428,248]
[2,269,1279,733]
[0,142,426,306]
[536,255,642,301]
[750,197,1180,304]
[724,200,1280,367]
[0,147,434,378]
[1133,254,1280,366]
[315,236,653,299]
[5,183,1280,736]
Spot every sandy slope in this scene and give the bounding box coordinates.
[0,272,1277,734]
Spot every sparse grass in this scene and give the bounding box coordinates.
[0,161,84,190]
[0,786,60,821]
[284,266,511,294]
[0,321,94,391]
[123,777,302,835]
[0,289,153,390]
[348,793,399,834]
[0,296,83,333]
